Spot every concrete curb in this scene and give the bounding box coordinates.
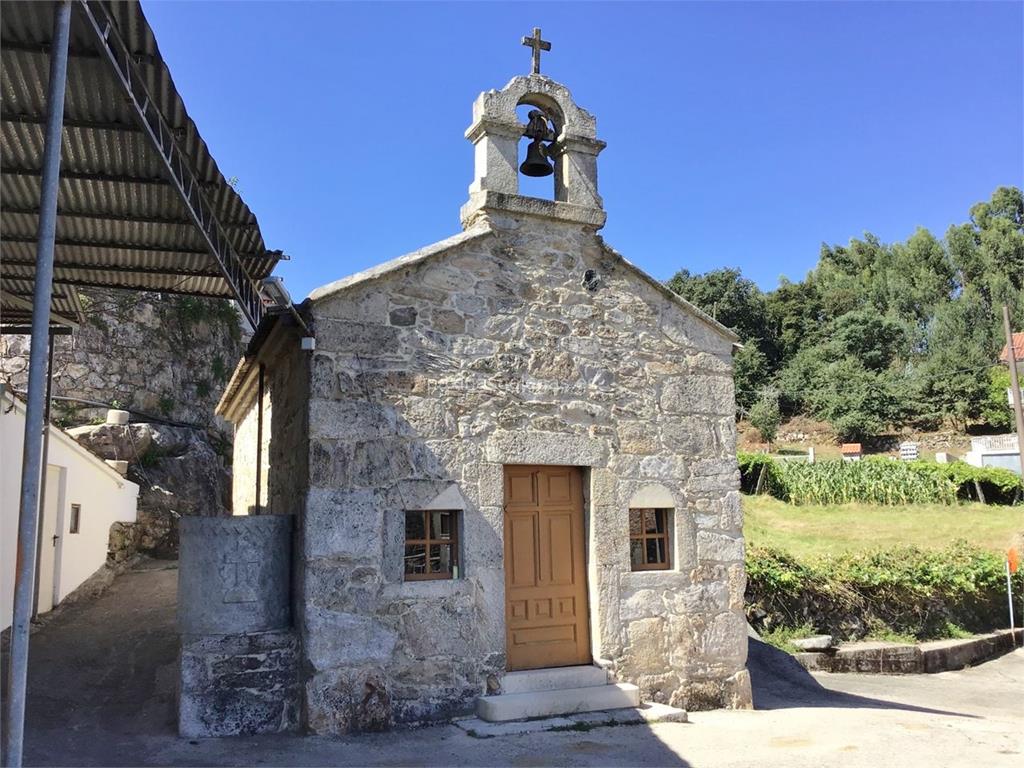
[793,629,1023,674]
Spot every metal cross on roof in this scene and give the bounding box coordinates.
[522,27,551,75]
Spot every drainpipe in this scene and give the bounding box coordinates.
[255,363,265,515]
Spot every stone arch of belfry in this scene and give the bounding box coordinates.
[461,74,607,228]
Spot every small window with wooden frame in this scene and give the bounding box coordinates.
[404,510,458,580]
[629,508,670,571]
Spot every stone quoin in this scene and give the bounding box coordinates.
[204,36,749,736]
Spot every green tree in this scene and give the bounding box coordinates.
[666,267,772,346]
[804,360,909,442]
[667,268,778,410]
[765,278,823,364]
[916,289,994,430]
[664,186,1021,437]
[980,366,1014,430]
[749,388,781,447]
[777,334,910,441]
[732,343,769,412]
[947,186,1024,336]
[826,310,906,372]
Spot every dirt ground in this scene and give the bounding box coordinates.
[2,560,1021,767]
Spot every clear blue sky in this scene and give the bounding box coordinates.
[143,1,1023,300]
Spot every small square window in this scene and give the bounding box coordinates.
[69,504,81,534]
[404,510,458,580]
[629,508,670,571]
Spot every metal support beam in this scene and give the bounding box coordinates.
[3,3,72,765]
[7,275,234,299]
[1,236,269,260]
[0,38,160,65]
[77,0,263,330]
[3,112,147,133]
[0,325,74,336]
[0,291,79,329]
[2,258,264,282]
[1,204,259,229]
[3,165,218,188]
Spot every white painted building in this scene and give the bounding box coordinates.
[1,386,138,630]
[964,434,1022,476]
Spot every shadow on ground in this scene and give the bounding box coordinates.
[1,559,180,766]
[3,561,690,767]
[746,637,976,718]
[6,560,1000,767]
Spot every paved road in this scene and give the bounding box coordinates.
[3,560,1021,767]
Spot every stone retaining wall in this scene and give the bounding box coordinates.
[179,631,300,737]
[795,629,1024,674]
[177,515,299,736]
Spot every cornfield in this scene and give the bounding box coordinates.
[737,452,1023,506]
[779,457,959,506]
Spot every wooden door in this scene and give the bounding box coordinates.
[36,466,61,614]
[504,465,591,671]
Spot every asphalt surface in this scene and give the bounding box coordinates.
[3,560,1021,767]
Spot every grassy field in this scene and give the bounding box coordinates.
[743,493,1023,558]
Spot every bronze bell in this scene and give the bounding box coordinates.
[520,137,553,177]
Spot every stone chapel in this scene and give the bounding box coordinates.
[191,33,750,736]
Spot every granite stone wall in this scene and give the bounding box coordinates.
[299,211,749,733]
[179,631,301,738]
[0,288,244,433]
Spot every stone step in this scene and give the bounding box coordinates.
[457,702,688,738]
[499,665,609,695]
[476,683,640,723]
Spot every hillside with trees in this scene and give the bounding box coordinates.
[668,186,1024,441]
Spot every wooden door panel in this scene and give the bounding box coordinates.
[545,513,574,585]
[506,468,537,506]
[511,624,577,646]
[507,514,538,588]
[543,470,573,504]
[557,597,576,619]
[504,465,590,671]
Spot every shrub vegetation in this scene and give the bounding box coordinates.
[746,543,1020,641]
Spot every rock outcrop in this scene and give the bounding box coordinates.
[1,287,246,560]
[69,420,231,559]
[0,287,244,432]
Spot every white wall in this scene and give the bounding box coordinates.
[2,388,138,630]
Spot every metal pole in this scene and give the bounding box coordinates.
[31,330,57,619]
[3,3,72,765]
[1002,305,1024,479]
[1007,558,1017,648]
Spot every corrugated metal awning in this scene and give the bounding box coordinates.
[1,0,283,329]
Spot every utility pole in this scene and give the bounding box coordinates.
[1003,305,1024,479]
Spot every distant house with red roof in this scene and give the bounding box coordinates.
[841,443,863,461]
[999,332,1024,369]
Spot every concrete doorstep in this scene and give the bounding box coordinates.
[454,702,688,738]
[793,628,1024,674]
